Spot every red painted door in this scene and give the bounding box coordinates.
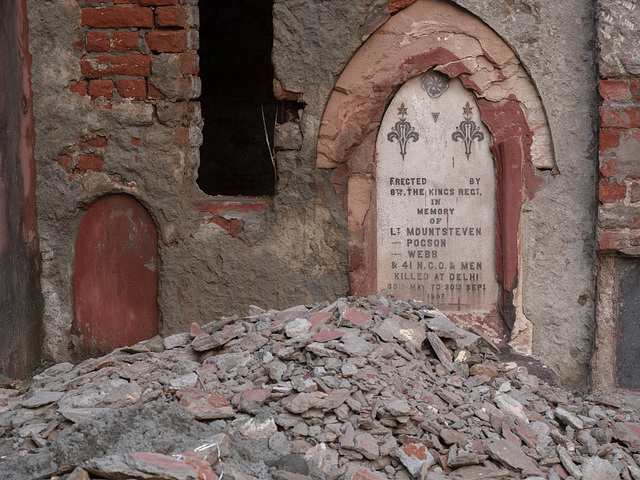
[73,194,158,355]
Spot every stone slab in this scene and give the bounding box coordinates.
[376,73,498,312]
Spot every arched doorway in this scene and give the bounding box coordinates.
[316,0,554,346]
[73,194,158,356]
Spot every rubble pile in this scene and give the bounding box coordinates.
[2,294,640,480]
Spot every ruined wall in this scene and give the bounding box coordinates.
[275,0,597,387]
[0,0,43,377]
[28,0,363,362]
[451,1,598,389]
[592,0,640,390]
[29,0,598,387]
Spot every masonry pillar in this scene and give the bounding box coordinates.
[593,0,640,390]
[0,0,43,377]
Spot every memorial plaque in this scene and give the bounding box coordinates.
[376,72,498,311]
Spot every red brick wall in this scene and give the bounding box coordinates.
[64,1,198,177]
[598,77,640,253]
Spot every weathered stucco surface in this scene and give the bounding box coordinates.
[29,0,385,362]
[288,0,596,387]
[29,0,597,388]
[444,0,598,388]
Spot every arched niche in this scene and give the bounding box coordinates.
[72,194,158,356]
[316,0,554,342]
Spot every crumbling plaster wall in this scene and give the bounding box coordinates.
[275,0,598,388]
[29,0,597,387]
[28,0,374,362]
[451,0,599,388]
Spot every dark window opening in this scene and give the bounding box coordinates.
[198,1,276,196]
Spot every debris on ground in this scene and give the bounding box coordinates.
[1,294,639,480]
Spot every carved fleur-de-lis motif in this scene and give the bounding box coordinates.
[451,101,484,160]
[387,103,419,161]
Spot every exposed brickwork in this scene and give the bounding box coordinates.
[65,0,199,184]
[598,77,640,253]
[388,0,417,15]
[75,1,197,101]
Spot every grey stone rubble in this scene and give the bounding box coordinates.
[1,294,640,480]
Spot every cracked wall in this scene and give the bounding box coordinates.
[27,0,598,388]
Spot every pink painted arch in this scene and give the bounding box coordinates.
[317,0,554,336]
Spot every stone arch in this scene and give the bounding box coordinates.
[317,0,554,340]
[72,193,159,357]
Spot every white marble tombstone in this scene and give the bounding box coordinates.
[376,72,498,312]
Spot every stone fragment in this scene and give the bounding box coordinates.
[557,445,583,479]
[67,467,91,480]
[163,332,191,350]
[18,423,48,438]
[387,399,412,416]
[169,372,199,389]
[234,388,270,412]
[21,391,65,408]
[448,465,512,479]
[448,450,488,468]
[58,407,111,423]
[192,333,217,352]
[270,431,292,453]
[485,439,544,476]
[581,456,620,480]
[308,312,333,333]
[612,422,640,452]
[440,428,468,447]
[322,388,351,410]
[127,451,200,479]
[426,332,453,368]
[576,430,598,456]
[469,364,499,379]
[336,333,374,356]
[312,329,344,342]
[272,310,310,327]
[238,417,278,440]
[395,442,434,479]
[340,422,356,449]
[493,394,529,423]
[243,332,269,352]
[379,315,427,349]
[341,363,358,377]
[436,388,464,406]
[468,327,501,352]
[355,432,380,459]
[344,465,387,480]
[176,389,235,419]
[304,443,339,474]
[267,359,288,382]
[285,392,325,414]
[119,360,154,380]
[555,407,585,430]
[424,312,459,337]
[342,307,371,326]
[274,454,309,475]
[209,324,246,348]
[181,451,219,480]
[285,318,313,338]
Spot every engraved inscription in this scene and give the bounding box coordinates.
[376,76,498,312]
